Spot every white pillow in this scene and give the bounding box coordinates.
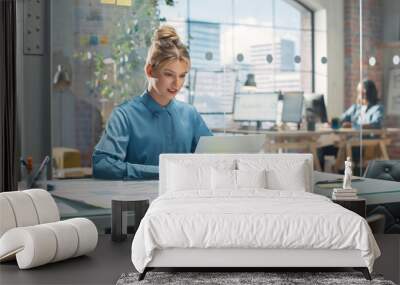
[211,169,268,191]
[236,169,267,189]
[237,158,309,191]
[211,168,236,190]
[167,160,235,192]
[266,167,306,191]
[168,163,210,191]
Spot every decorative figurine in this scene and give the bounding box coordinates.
[343,157,352,190]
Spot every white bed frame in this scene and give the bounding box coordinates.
[148,248,365,268]
[141,246,370,280]
[139,154,371,280]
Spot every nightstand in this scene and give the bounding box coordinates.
[332,198,366,218]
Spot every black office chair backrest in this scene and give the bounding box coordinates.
[364,160,400,182]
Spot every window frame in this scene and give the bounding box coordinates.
[160,0,315,115]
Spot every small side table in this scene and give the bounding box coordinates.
[333,198,366,218]
[112,196,149,242]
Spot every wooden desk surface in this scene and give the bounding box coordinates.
[333,128,400,136]
[212,128,333,137]
[211,128,332,171]
[212,127,400,137]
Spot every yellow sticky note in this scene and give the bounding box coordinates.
[116,0,132,6]
[101,0,115,4]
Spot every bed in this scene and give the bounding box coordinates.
[131,154,380,280]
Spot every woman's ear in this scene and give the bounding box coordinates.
[145,64,154,79]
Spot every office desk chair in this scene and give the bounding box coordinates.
[364,160,400,234]
[364,160,400,182]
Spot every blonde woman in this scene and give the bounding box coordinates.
[93,25,212,179]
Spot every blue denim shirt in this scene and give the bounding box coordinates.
[340,103,384,129]
[92,91,212,180]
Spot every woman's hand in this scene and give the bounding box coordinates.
[341,121,352,128]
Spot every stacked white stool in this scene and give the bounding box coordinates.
[0,189,98,269]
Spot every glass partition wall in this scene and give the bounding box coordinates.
[353,0,400,176]
[50,0,400,179]
[317,0,400,176]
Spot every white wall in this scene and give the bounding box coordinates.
[300,0,344,118]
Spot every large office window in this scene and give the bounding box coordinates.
[50,0,313,178]
[159,0,313,127]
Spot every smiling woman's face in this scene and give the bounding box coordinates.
[147,59,189,106]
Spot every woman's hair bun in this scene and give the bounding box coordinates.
[153,25,180,44]
[146,24,190,69]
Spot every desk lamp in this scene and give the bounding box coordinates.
[242,73,261,129]
[243,73,256,91]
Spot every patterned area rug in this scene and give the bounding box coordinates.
[116,271,396,285]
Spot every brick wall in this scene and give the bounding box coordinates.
[344,0,399,159]
[344,0,383,106]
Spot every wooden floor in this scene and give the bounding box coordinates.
[0,235,399,285]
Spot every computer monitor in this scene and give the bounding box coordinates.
[192,70,236,114]
[303,93,328,123]
[281,91,304,124]
[233,92,279,128]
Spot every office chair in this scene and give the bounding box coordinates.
[364,160,400,234]
[364,160,400,181]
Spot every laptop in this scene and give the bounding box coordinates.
[195,135,266,154]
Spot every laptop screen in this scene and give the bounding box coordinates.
[195,135,266,154]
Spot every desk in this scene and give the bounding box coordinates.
[212,128,332,171]
[333,128,400,171]
[51,173,400,214]
[314,171,400,205]
[50,179,158,209]
[212,128,400,172]
[51,179,158,233]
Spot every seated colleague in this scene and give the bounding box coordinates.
[318,79,384,170]
[92,25,212,180]
[341,79,384,129]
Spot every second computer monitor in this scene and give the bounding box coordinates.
[304,93,328,123]
[281,91,304,124]
[233,92,279,124]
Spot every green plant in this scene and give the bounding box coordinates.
[76,0,174,104]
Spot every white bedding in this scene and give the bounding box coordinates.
[131,190,380,273]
